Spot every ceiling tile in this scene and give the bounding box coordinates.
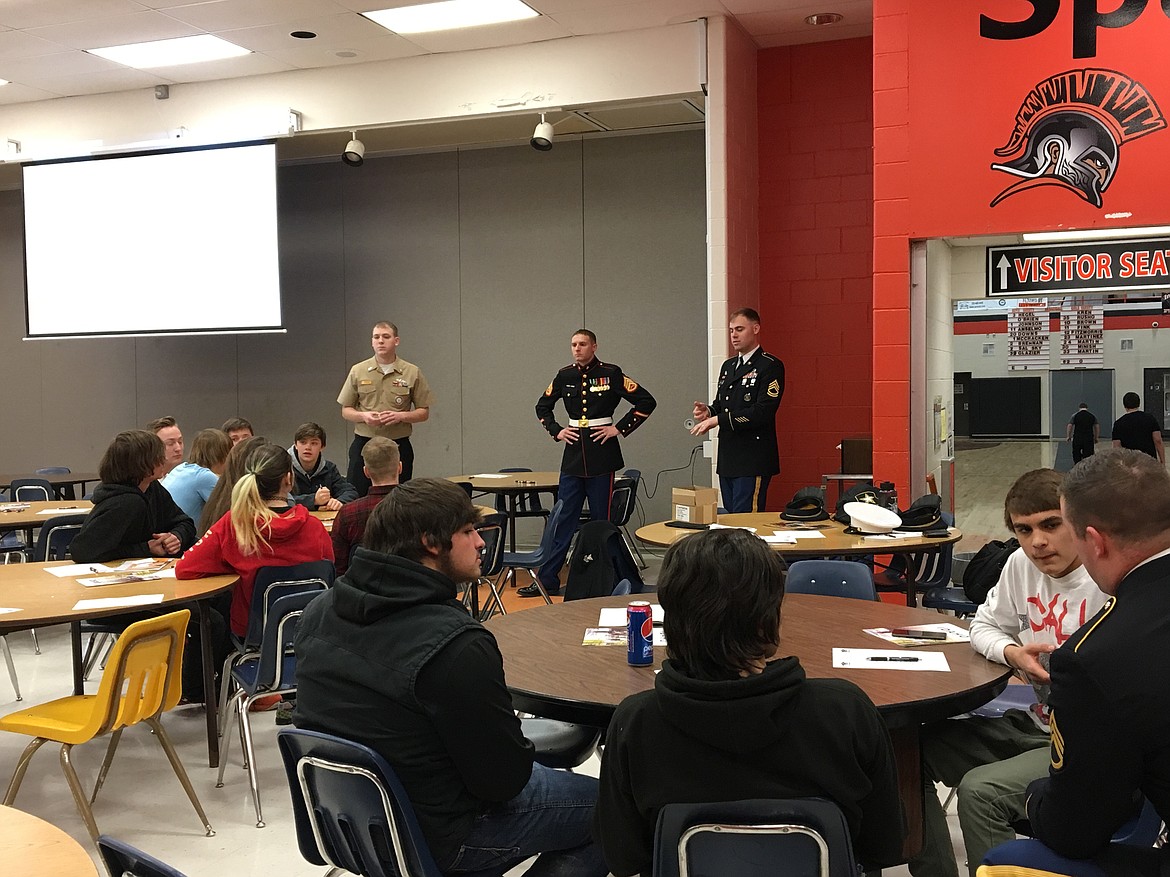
[0,81,63,104]
[398,15,571,53]
[0,29,73,61]
[0,0,145,30]
[255,36,425,69]
[27,11,204,50]
[547,0,712,35]
[216,11,396,51]
[162,0,353,32]
[148,51,295,82]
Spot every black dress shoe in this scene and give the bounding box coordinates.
[517,583,560,598]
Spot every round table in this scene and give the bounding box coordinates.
[486,594,1010,859]
[0,804,97,876]
[0,561,237,768]
[447,472,561,551]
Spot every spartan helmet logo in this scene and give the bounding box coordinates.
[990,69,1165,209]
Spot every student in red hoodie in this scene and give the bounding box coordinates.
[177,441,334,641]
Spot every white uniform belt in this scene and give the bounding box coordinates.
[575,417,613,427]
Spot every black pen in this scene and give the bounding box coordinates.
[868,656,920,662]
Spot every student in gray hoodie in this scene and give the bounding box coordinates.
[288,421,359,510]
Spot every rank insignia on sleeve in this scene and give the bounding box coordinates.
[545,382,554,396]
[623,376,638,392]
[767,379,780,398]
[1049,712,1064,770]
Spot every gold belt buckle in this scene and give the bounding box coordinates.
[578,417,589,428]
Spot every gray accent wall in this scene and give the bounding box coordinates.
[0,129,706,525]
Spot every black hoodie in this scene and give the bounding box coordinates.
[596,657,905,876]
[70,481,196,563]
[294,548,534,868]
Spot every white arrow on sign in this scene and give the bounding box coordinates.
[997,254,1010,290]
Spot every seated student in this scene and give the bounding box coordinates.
[147,415,186,477]
[296,479,606,877]
[289,422,358,511]
[176,441,334,641]
[595,528,904,876]
[222,416,254,446]
[199,434,266,533]
[162,428,231,524]
[330,437,400,575]
[910,469,1107,877]
[71,429,197,563]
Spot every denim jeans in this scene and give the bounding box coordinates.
[537,472,614,591]
[446,764,608,877]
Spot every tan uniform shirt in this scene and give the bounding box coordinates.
[337,355,435,440]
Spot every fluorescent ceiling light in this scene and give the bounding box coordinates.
[1021,225,1170,243]
[0,79,8,86]
[362,0,538,34]
[87,34,251,69]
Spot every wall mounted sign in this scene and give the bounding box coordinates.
[987,238,1170,296]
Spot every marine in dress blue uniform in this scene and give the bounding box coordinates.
[692,308,784,513]
[526,330,656,597]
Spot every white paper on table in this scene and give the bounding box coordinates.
[775,529,827,540]
[73,594,164,611]
[833,647,951,671]
[598,604,664,626]
[860,532,918,542]
[471,474,510,479]
[35,507,92,515]
[45,563,114,577]
[865,623,970,646]
[582,627,667,647]
[708,524,756,533]
[78,574,163,588]
[0,607,20,615]
[761,533,798,544]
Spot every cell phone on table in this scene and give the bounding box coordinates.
[890,627,948,640]
[923,528,951,538]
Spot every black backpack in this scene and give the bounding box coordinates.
[962,538,1020,605]
[564,521,645,601]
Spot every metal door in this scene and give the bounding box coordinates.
[1050,369,1113,440]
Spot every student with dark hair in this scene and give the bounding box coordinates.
[1065,402,1098,464]
[1111,391,1165,464]
[296,478,606,877]
[162,427,231,523]
[177,442,333,640]
[596,528,903,876]
[221,417,254,445]
[71,429,197,563]
[289,422,358,511]
[199,435,267,533]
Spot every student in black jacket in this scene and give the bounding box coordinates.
[596,528,904,876]
[71,429,196,563]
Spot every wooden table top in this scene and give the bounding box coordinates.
[487,594,1009,729]
[448,472,561,492]
[0,805,97,877]
[636,513,961,556]
[0,500,94,531]
[0,561,237,628]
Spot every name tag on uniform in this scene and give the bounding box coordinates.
[359,379,374,386]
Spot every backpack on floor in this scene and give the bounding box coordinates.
[962,538,1020,605]
[564,521,644,601]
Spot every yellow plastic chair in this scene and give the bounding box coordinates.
[0,609,215,845]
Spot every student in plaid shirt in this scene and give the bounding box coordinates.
[330,437,400,575]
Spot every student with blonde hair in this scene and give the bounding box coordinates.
[178,442,333,641]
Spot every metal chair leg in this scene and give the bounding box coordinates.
[147,717,215,837]
[29,628,40,655]
[59,743,102,844]
[81,632,112,680]
[621,526,648,569]
[216,690,244,789]
[90,728,123,804]
[237,694,266,827]
[1,636,20,701]
[3,737,49,804]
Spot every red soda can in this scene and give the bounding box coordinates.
[627,601,654,666]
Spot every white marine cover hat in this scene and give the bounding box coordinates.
[842,502,902,534]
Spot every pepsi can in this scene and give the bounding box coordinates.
[627,601,654,666]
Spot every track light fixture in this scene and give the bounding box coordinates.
[530,113,553,151]
[343,131,365,166]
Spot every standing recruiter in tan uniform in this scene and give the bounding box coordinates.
[338,321,435,493]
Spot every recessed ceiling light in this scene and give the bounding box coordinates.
[362,0,538,35]
[805,13,844,26]
[290,31,317,40]
[87,34,251,69]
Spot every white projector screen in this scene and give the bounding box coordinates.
[23,140,283,338]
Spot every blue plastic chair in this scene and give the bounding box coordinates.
[98,835,189,877]
[653,797,861,877]
[498,499,568,604]
[277,728,502,877]
[875,512,956,606]
[786,560,877,600]
[922,585,978,616]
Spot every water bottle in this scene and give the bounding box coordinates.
[878,481,898,512]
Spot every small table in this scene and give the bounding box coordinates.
[0,804,97,876]
[0,501,94,532]
[635,514,961,606]
[0,562,237,768]
[447,472,561,552]
[821,472,874,505]
[486,594,1010,859]
[0,473,101,502]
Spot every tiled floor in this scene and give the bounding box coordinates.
[0,442,1046,875]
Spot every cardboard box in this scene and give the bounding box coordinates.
[672,487,719,524]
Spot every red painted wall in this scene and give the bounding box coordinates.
[758,38,876,506]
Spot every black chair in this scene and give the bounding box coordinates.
[24,513,87,656]
[464,513,509,620]
[8,477,53,502]
[653,797,860,877]
[97,835,189,877]
[521,717,603,771]
[216,560,335,737]
[874,512,955,606]
[218,590,321,827]
[34,467,74,500]
[498,499,568,604]
[496,467,552,524]
[786,560,877,601]
[277,728,502,877]
[921,585,979,616]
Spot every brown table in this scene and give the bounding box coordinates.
[486,594,1010,859]
[0,473,100,501]
[0,501,93,533]
[0,561,237,768]
[636,513,962,605]
[0,804,97,876]
[447,472,561,551]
